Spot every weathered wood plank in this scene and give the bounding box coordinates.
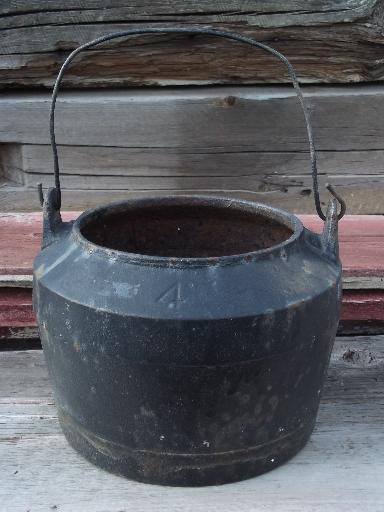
[15,172,384,217]
[10,144,384,178]
[1,337,384,511]
[341,291,384,321]
[0,275,32,287]
[1,1,384,88]
[0,288,36,339]
[0,350,52,399]
[2,145,383,215]
[0,211,74,275]
[1,86,384,212]
[19,171,384,193]
[1,87,384,150]
[1,1,377,26]
[2,180,384,214]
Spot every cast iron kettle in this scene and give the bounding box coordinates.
[33,27,345,486]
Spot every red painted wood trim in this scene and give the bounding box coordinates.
[0,288,36,338]
[0,212,76,275]
[1,213,383,278]
[300,215,384,278]
[341,291,384,321]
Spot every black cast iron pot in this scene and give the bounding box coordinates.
[33,27,345,486]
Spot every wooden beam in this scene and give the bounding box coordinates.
[1,87,384,150]
[3,181,384,214]
[1,86,384,213]
[1,1,384,87]
[13,144,384,178]
[0,288,36,339]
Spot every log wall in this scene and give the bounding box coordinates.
[0,85,383,212]
[1,1,384,88]
[0,2,383,212]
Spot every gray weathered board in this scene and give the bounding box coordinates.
[1,1,384,88]
[0,335,384,511]
[1,85,384,212]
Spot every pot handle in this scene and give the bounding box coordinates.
[41,26,346,222]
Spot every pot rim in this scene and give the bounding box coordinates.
[71,195,304,267]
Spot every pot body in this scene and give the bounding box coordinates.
[33,195,341,486]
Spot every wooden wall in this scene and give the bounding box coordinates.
[2,1,384,88]
[1,1,384,213]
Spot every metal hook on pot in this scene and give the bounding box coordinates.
[325,184,346,219]
[44,26,346,221]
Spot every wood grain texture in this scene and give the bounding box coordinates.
[1,86,384,213]
[14,144,384,178]
[0,212,74,275]
[342,290,384,320]
[2,182,384,214]
[1,1,384,88]
[0,288,36,339]
[1,86,384,149]
[1,336,384,511]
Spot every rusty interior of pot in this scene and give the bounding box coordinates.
[80,203,294,258]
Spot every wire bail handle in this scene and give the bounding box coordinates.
[44,26,346,221]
